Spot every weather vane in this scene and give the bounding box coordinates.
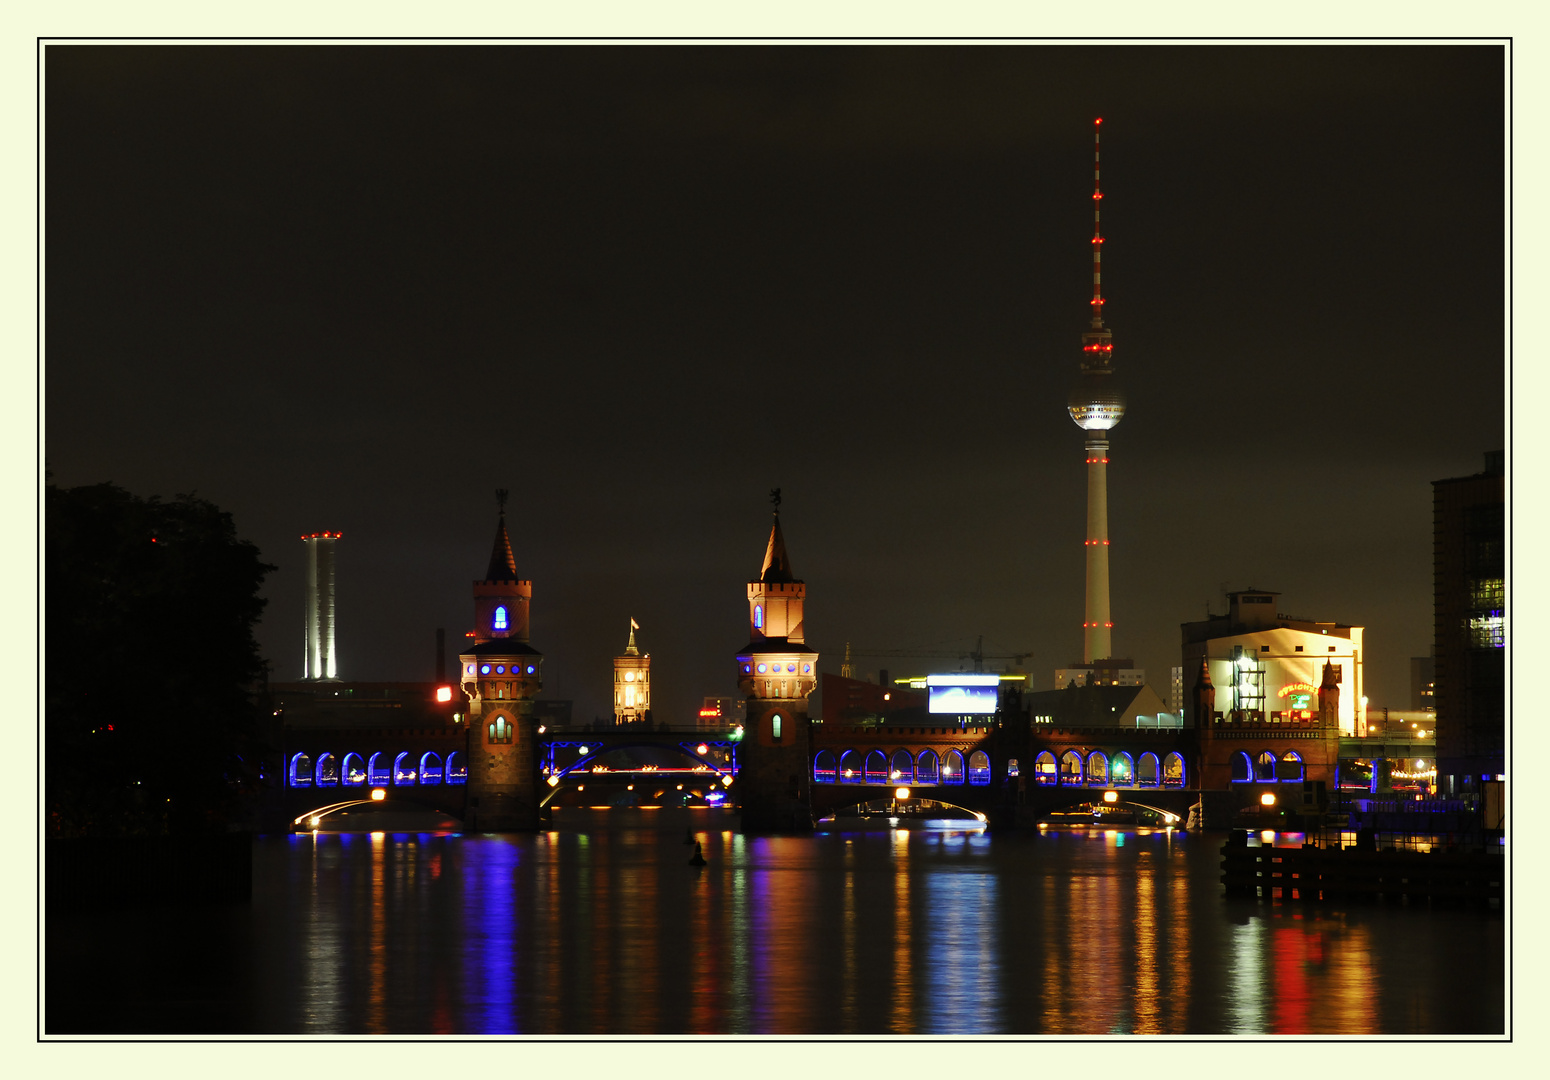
[769,487,781,511]
[496,488,508,514]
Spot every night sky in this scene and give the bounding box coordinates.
[44,44,1505,724]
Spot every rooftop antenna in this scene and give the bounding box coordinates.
[1090,117,1105,330]
[769,487,781,513]
[496,488,508,515]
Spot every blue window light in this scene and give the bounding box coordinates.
[754,605,763,629]
[494,605,508,630]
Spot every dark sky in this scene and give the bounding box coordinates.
[44,44,1505,723]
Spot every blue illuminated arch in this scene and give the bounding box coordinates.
[1163,752,1186,788]
[942,749,966,785]
[864,750,888,785]
[393,751,416,785]
[967,750,991,786]
[916,749,940,785]
[1085,751,1109,786]
[754,604,763,629]
[1136,752,1160,787]
[838,749,862,782]
[1033,750,1057,786]
[420,751,443,785]
[1059,750,1083,785]
[342,752,366,786]
[288,752,313,788]
[1280,750,1304,782]
[1255,751,1279,782]
[813,749,837,784]
[314,752,339,788]
[1110,751,1134,787]
[367,752,391,786]
[889,749,914,784]
[1230,751,1253,783]
[446,751,467,785]
[493,605,508,631]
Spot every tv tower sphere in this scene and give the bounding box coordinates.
[1068,368,1125,431]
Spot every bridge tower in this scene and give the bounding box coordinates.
[458,492,543,831]
[734,492,817,831]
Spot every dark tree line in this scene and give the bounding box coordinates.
[46,482,275,837]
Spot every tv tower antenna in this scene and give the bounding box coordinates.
[1067,117,1126,664]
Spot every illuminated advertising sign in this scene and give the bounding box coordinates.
[697,708,719,718]
[926,674,1000,715]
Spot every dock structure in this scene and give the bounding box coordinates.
[1220,834,1502,907]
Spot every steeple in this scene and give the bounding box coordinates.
[625,618,640,656]
[484,488,519,582]
[746,490,806,643]
[760,513,796,584]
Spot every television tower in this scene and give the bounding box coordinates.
[1067,118,1126,664]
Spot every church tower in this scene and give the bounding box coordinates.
[613,619,651,726]
[458,491,542,830]
[734,491,817,831]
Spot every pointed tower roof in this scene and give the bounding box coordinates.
[759,513,796,583]
[485,512,520,582]
[624,619,640,656]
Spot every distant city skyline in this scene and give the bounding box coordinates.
[44,44,1506,725]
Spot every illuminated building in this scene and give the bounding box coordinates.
[698,696,745,732]
[1054,660,1145,689]
[613,619,651,726]
[1181,589,1365,736]
[1433,451,1505,794]
[735,494,818,831]
[457,491,543,830]
[301,531,341,680]
[1067,118,1126,668]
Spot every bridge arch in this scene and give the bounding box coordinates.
[420,751,443,785]
[1032,750,1056,786]
[392,751,417,785]
[1085,750,1109,786]
[1280,750,1304,782]
[1110,751,1134,788]
[864,750,888,785]
[814,749,838,784]
[446,751,467,785]
[942,749,965,786]
[288,752,313,788]
[967,750,991,786]
[1059,750,1083,785]
[839,749,862,782]
[889,749,914,784]
[1163,752,1186,788]
[1255,750,1278,782]
[314,752,339,788]
[916,750,940,785]
[1136,751,1159,787]
[342,752,366,787]
[367,752,391,786]
[1230,750,1252,783]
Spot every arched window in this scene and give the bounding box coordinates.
[1280,751,1304,782]
[1085,751,1109,786]
[420,751,443,786]
[839,749,862,782]
[367,752,391,786]
[967,750,991,786]
[771,713,783,740]
[916,750,940,785]
[1059,750,1084,785]
[1230,751,1252,783]
[314,752,339,788]
[342,752,366,786]
[1163,752,1186,788]
[1034,750,1058,786]
[446,751,467,786]
[1110,752,1134,787]
[393,751,416,785]
[813,749,837,784]
[864,750,889,785]
[890,749,915,784]
[1255,751,1279,782]
[1136,752,1160,787]
[942,749,966,785]
[489,715,512,744]
[754,604,763,630]
[493,605,508,631]
[288,752,313,788]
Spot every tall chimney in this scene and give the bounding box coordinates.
[301,531,340,681]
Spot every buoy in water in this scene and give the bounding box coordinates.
[689,841,706,866]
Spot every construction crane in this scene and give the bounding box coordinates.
[842,636,1031,675]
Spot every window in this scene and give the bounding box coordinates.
[967,751,991,786]
[493,605,508,630]
[1255,751,1278,782]
[771,713,782,740]
[489,715,512,744]
[943,749,967,785]
[813,750,837,783]
[754,605,763,629]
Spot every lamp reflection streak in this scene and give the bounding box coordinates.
[889,830,913,1033]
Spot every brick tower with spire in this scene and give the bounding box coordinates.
[458,490,543,830]
[734,490,817,831]
[613,619,651,727]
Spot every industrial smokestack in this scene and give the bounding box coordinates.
[301,531,340,681]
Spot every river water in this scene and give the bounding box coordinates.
[46,808,1506,1036]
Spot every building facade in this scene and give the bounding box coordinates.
[1433,452,1505,792]
[1181,589,1365,736]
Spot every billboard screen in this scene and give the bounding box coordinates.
[927,674,1000,714]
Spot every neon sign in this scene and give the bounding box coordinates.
[1277,683,1317,698]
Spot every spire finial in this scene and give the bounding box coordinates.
[769,487,781,513]
[496,488,508,515]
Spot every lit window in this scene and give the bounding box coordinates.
[494,605,508,630]
[754,605,763,629]
[772,713,782,739]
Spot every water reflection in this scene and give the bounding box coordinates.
[176,814,1503,1035]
